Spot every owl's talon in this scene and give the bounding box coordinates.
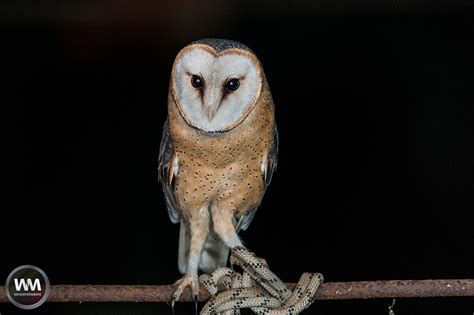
[170,300,176,315]
[193,294,199,315]
[172,274,200,305]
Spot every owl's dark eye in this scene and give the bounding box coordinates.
[191,75,203,89]
[225,78,240,92]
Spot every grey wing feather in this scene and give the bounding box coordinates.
[158,120,181,223]
[238,126,278,231]
[265,126,279,187]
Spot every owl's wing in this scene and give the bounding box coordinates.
[264,125,279,187]
[238,125,279,231]
[158,120,181,223]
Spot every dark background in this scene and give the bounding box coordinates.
[2,0,473,314]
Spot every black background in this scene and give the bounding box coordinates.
[2,0,473,314]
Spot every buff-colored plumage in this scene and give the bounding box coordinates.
[158,38,277,302]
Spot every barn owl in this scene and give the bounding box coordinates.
[158,38,278,303]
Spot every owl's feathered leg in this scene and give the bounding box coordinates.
[211,205,242,249]
[172,208,210,307]
[206,206,242,315]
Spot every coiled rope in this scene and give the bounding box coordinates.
[199,246,323,314]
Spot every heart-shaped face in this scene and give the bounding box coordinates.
[171,44,263,133]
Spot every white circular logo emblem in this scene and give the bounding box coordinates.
[5,265,50,309]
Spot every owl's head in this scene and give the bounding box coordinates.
[170,39,264,133]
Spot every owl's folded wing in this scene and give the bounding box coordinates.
[158,120,181,223]
[238,125,279,231]
[264,125,279,187]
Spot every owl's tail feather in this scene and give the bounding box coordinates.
[178,220,229,275]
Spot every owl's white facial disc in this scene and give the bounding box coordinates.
[172,46,261,132]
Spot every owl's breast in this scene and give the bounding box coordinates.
[173,153,266,215]
[171,125,272,214]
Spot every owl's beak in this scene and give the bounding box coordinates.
[204,104,219,121]
[202,87,223,121]
[203,96,222,121]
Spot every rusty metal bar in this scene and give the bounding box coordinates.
[0,279,472,302]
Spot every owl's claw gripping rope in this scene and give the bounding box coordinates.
[199,246,323,315]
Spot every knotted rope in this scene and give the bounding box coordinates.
[199,246,323,314]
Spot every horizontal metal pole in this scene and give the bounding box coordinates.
[0,279,472,303]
